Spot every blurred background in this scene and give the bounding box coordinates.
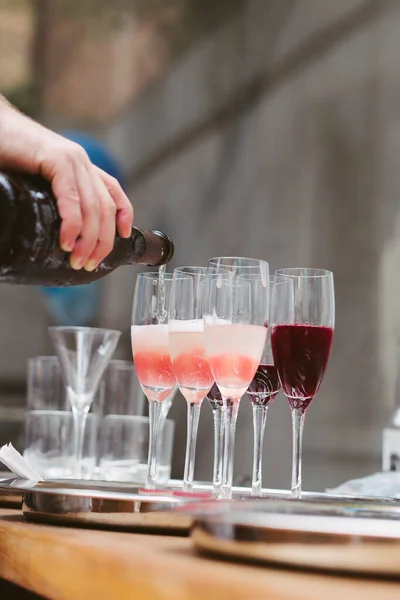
[0,0,397,491]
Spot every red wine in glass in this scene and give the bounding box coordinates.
[247,364,280,407]
[271,324,334,411]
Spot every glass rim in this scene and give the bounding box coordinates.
[208,256,268,267]
[48,325,122,336]
[275,268,333,279]
[137,271,174,280]
[269,275,288,283]
[103,414,174,427]
[27,409,98,418]
[28,355,59,363]
[173,266,207,278]
[174,266,206,272]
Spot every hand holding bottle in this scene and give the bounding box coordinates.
[0,95,134,272]
[0,172,174,286]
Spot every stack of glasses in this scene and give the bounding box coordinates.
[24,355,175,483]
[131,258,335,500]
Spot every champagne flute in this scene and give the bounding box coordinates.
[169,267,214,491]
[270,268,335,498]
[246,297,281,497]
[131,272,176,489]
[204,258,269,499]
[246,277,291,497]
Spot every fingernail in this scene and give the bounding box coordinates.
[61,240,75,252]
[70,257,84,270]
[84,260,97,272]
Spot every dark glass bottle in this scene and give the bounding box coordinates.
[0,172,174,287]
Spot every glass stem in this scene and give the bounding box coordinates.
[291,407,306,499]
[183,403,201,492]
[71,403,90,480]
[156,387,175,462]
[146,400,163,490]
[156,406,167,465]
[221,399,239,500]
[251,405,268,497]
[212,406,224,495]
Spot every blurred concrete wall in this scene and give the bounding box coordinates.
[39,5,172,126]
[1,0,400,491]
[0,1,33,92]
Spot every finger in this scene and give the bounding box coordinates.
[96,167,133,238]
[83,175,117,272]
[50,159,83,252]
[69,162,100,270]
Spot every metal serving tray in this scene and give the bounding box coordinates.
[191,499,400,577]
[0,478,212,533]
[0,472,22,507]
[2,477,400,538]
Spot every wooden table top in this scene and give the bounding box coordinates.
[0,508,399,600]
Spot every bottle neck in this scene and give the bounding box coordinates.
[128,228,174,267]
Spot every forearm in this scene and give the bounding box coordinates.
[0,94,47,174]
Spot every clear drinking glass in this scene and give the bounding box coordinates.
[27,356,104,416]
[169,267,214,491]
[27,355,103,479]
[24,410,98,480]
[101,360,146,417]
[131,272,176,489]
[204,258,269,499]
[270,268,335,498]
[100,358,168,474]
[27,356,69,412]
[246,278,283,497]
[49,326,121,479]
[99,415,175,484]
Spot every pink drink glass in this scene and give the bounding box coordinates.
[131,272,175,489]
[204,258,269,499]
[169,267,214,491]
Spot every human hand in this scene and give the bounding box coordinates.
[0,97,134,271]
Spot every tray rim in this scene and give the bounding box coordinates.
[1,477,399,505]
[191,511,400,577]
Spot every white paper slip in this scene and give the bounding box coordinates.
[0,443,44,482]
